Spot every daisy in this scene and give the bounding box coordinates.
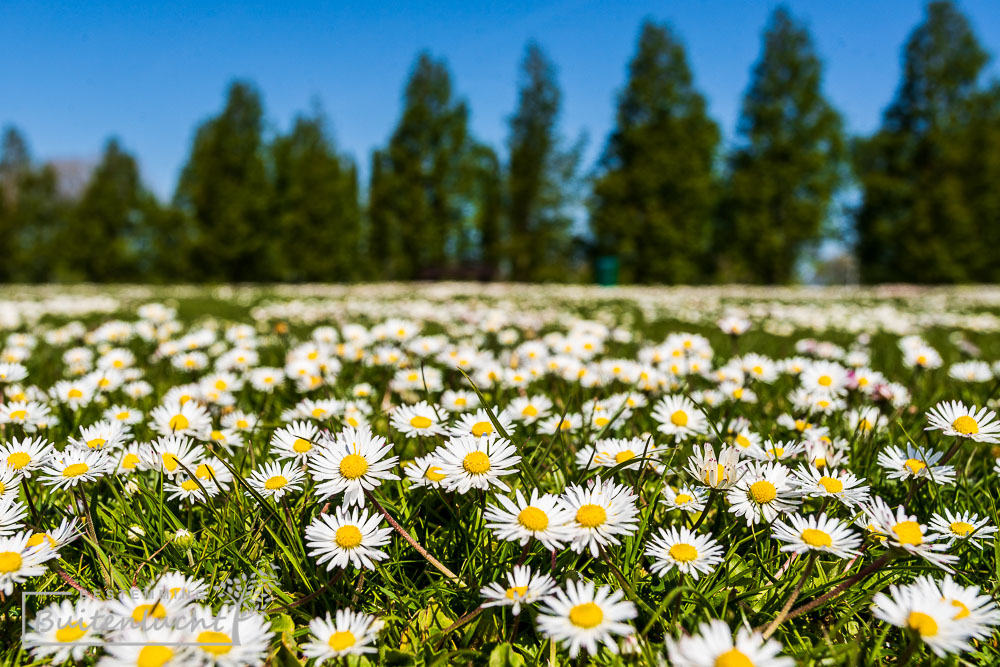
[661,485,707,513]
[745,439,804,463]
[903,344,943,370]
[142,436,202,478]
[666,619,793,667]
[105,587,191,627]
[686,444,744,490]
[248,460,305,501]
[0,467,22,501]
[845,406,887,435]
[485,488,573,551]
[167,476,222,504]
[718,315,751,336]
[948,360,993,383]
[646,527,724,580]
[537,413,583,435]
[727,462,800,526]
[925,401,1000,443]
[40,448,113,490]
[872,580,972,657]
[877,443,955,485]
[435,436,521,494]
[270,420,322,462]
[402,453,448,489]
[440,389,479,412]
[0,400,52,432]
[536,579,636,657]
[187,604,272,666]
[0,497,28,537]
[150,400,212,438]
[449,408,515,439]
[221,410,259,432]
[311,425,400,506]
[24,598,103,664]
[559,476,639,557]
[928,510,996,549]
[791,466,870,507]
[651,395,708,440]
[865,497,957,571]
[0,530,52,593]
[49,378,96,409]
[305,505,392,571]
[69,419,131,451]
[103,404,144,426]
[390,401,446,437]
[585,437,656,471]
[481,565,557,615]
[149,571,209,602]
[26,517,81,550]
[771,513,861,558]
[301,609,384,661]
[96,627,192,667]
[937,575,1000,640]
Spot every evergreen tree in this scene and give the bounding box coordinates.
[0,127,32,281]
[367,53,470,279]
[720,6,845,283]
[591,21,720,284]
[855,1,991,283]
[62,138,154,281]
[174,81,271,282]
[470,143,502,279]
[506,42,582,281]
[271,110,361,281]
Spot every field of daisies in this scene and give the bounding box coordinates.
[0,283,999,666]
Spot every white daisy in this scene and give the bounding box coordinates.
[865,497,958,571]
[660,485,707,513]
[448,408,515,439]
[745,439,804,463]
[142,435,202,478]
[877,443,956,485]
[928,510,996,549]
[0,497,28,537]
[270,420,322,462]
[480,565,557,615]
[726,462,800,526]
[305,506,393,571]
[651,395,708,440]
[791,466,870,507]
[390,401,446,437]
[247,460,305,501]
[435,436,521,494]
[402,453,448,489]
[24,598,103,664]
[187,604,272,666]
[559,476,639,557]
[537,413,583,435]
[311,425,400,506]
[301,609,384,661]
[872,579,972,657]
[666,618,794,667]
[149,400,212,438]
[535,579,637,657]
[925,401,1000,443]
[771,513,861,558]
[0,530,53,593]
[507,395,553,424]
[484,488,573,551]
[646,527,724,580]
[40,448,114,490]
[686,444,744,490]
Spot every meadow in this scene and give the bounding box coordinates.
[0,283,999,666]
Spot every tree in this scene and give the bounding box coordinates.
[367,53,470,279]
[855,1,992,283]
[719,6,845,284]
[506,42,583,281]
[591,21,720,284]
[271,110,362,281]
[60,138,156,281]
[0,127,32,281]
[174,81,271,282]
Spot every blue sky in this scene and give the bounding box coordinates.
[2,0,998,200]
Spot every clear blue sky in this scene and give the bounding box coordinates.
[2,0,998,200]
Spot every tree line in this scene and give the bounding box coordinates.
[1,1,997,285]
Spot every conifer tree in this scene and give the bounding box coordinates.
[720,6,845,284]
[591,21,719,284]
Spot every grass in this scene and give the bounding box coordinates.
[0,284,999,665]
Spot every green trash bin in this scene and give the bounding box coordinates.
[595,256,619,286]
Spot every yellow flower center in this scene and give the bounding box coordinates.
[818,375,832,387]
[335,525,363,548]
[814,457,827,469]
[63,462,89,477]
[197,631,232,655]
[472,421,494,437]
[568,602,603,628]
[116,411,130,420]
[704,464,727,485]
[339,454,369,479]
[195,464,215,480]
[670,410,688,427]
[236,419,249,429]
[907,611,938,637]
[749,480,777,504]
[0,551,23,573]
[951,599,970,620]
[454,397,467,406]
[818,476,843,493]
[594,416,610,427]
[858,419,873,431]
[892,521,923,546]
[161,453,179,472]
[801,528,832,547]
[505,585,529,600]
[903,459,926,475]
[950,521,974,537]
[424,466,446,482]
[559,419,573,431]
[181,480,200,491]
[8,410,27,421]
[328,630,356,651]
[27,533,55,548]
[137,645,174,667]
[311,408,327,418]
[55,622,88,643]
[168,414,189,431]
[264,475,288,490]
[210,430,224,441]
[7,452,30,469]
[615,450,635,464]
[735,435,751,449]
[794,420,808,431]
[409,415,432,429]
[675,493,693,505]
[952,416,979,435]
[87,437,107,449]
[292,438,312,453]
[669,543,698,562]
[752,365,763,375]
[768,447,784,458]
[462,451,491,474]
[522,405,538,417]
[517,507,549,531]
[122,453,140,470]
[67,388,84,399]
[575,504,607,528]
[714,649,754,667]
[131,602,167,623]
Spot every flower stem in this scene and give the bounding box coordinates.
[763,551,816,638]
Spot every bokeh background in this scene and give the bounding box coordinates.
[1,0,998,285]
